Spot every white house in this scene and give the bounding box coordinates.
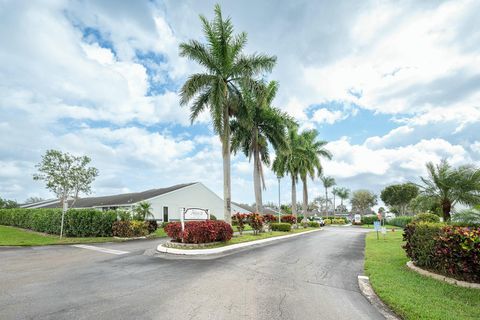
[22,182,251,221]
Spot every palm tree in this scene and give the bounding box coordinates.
[231,80,292,213]
[134,201,154,220]
[321,175,336,217]
[337,187,350,213]
[297,130,332,221]
[332,187,341,215]
[179,5,276,223]
[272,127,303,223]
[419,159,480,221]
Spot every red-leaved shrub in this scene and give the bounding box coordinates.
[281,215,296,224]
[248,213,264,235]
[164,220,233,244]
[263,214,277,224]
[232,212,248,235]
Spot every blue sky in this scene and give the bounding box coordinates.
[0,0,479,209]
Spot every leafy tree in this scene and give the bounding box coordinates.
[351,190,377,215]
[231,80,292,213]
[133,201,154,220]
[380,183,418,216]
[452,205,480,225]
[419,159,480,221]
[179,4,276,224]
[409,194,442,215]
[320,175,336,216]
[33,149,99,237]
[24,196,45,204]
[0,197,18,209]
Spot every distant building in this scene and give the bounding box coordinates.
[22,182,248,222]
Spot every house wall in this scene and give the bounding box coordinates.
[146,183,226,221]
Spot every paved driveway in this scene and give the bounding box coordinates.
[0,227,383,320]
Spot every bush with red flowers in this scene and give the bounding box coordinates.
[403,222,480,283]
[263,214,277,224]
[281,215,296,224]
[164,220,233,244]
[232,212,248,235]
[248,213,264,235]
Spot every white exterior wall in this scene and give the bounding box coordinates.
[146,183,226,221]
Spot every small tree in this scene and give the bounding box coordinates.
[351,190,377,215]
[33,149,99,237]
[24,196,45,204]
[133,202,154,220]
[380,183,418,216]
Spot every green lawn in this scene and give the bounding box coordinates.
[0,225,169,246]
[364,231,480,320]
[171,227,319,249]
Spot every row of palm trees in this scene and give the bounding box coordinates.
[179,5,332,223]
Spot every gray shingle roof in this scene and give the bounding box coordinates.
[34,183,197,209]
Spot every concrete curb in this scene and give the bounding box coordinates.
[406,261,480,289]
[156,229,322,256]
[357,275,400,320]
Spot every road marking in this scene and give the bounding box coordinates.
[72,244,129,255]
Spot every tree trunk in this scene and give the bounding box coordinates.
[253,149,263,214]
[325,188,329,217]
[442,199,452,221]
[291,175,297,221]
[222,110,232,225]
[333,194,336,215]
[302,176,308,221]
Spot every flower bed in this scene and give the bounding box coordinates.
[164,220,233,244]
[403,222,480,283]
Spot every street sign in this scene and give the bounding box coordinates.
[373,221,381,231]
[184,208,209,220]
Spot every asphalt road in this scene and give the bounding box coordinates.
[0,227,383,320]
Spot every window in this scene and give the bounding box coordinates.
[163,206,169,222]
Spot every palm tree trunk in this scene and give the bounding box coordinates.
[442,199,452,221]
[222,109,232,225]
[253,149,263,214]
[333,194,336,216]
[302,176,308,222]
[291,175,297,219]
[325,188,328,218]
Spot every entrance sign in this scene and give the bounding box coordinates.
[184,208,209,220]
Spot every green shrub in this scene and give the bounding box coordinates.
[331,218,345,225]
[308,221,320,228]
[112,221,133,237]
[324,219,331,225]
[388,216,414,228]
[145,220,158,233]
[0,208,116,237]
[209,214,217,220]
[413,213,440,223]
[403,222,444,268]
[130,220,149,237]
[161,221,170,229]
[271,222,291,232]
[361,216,379,225]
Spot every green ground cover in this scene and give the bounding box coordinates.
[364,231,480,320]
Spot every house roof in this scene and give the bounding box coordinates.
[24,183,197,209]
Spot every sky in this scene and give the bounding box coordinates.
[0,0,479,208]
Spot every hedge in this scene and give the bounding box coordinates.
[307,221,320,228]
[271,222,291,232]
[412,213,440,223]
[164,221,233,244]
[403,222,480,283]
[0,208,116,237]
[361,216,379,225]
[388,216,414,228]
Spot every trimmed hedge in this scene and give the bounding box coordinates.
[403,222,480,283]
[308,221,320,228]
[164,221,233,244]
[271,222,291,232]
[388,216,414,228]
[0,208,116,237]
[412,213,440,223]
[361,216,379,225]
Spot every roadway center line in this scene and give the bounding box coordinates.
[72,244,129,255]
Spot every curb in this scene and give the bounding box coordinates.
[156,229,322,256]
[406,261,480,289]
[357,275,400,320]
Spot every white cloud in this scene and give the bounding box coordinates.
[312,108,346,125]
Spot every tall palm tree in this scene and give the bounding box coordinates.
[419,159,480,221]
[332,187,341,215]
[272,127,303,223]
[179,4,276,223]
[231,80,293,213]
[337,187,350,213]
[321,175,336,217]
[297,130,332,220]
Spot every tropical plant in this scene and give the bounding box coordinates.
[332,187,341,214]
[179,4,276,224]
[0,197,18,209]
[380,183,418,216]
[451,205,480,225]
[337,187,350,211]
[297,131,332,220]
[231,80,292,213]
[320,175,336,216]
[418,159,480,221]
[133,201,154,221]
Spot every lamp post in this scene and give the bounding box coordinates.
[277,175,281,223]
